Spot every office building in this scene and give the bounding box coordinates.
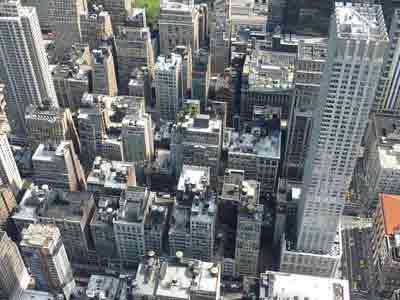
[192,49,210,108]
[20,290,55,300]
[0,186,17,231]
[159,2,199,55]
[20,0,52,31]
[90,198,120,267]
[12,184,52,233]
[96,0,132,31]
[113,186,154,268]
[121,102,154,163]
[38,191,95,265]
[80,10,113,50]
[0,231,30,300]
[259,271,350,300]
[51,0,86,57]
[133,253,221,300]
[20,224,76,300]
[240,49,294,123]
[92,47,118,96]
[32,141,86,192]
[155,54,183,121]
[115,26,154,95]
[25,105,81,154]
[174,46,193,98]
[52,44,91,112]
[219,170,263,276]
[86,156,136,202]
[0,135,22,194]
[285,38,327,181]
[224,111,281,197]
[375,7,400,112]
[0,0,58,136]
[170,110,222,182]
[210,0,231,74]
[371,193,400,298]
[280,3,388,277]
[169,165,216,261]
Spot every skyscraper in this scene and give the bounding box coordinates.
[20,224,76,300]
[0,135,23,194]
[51,0,87,57]
[0,231,30,300]
[296,3,388,254]
[0,0,58,136]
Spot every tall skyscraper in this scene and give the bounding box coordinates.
[296,3,388,254]
[0,231,30,300]
[0,135,22,194]
[20,224,76,300]
[52,0,87,57]
[0,0,58,136]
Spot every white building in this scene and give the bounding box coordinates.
[20,224,76,300]
[0,0,58,136]
[155,54,183,121]
[0,135,22,195]
[281,3,388,277]
[259,271,350,300]
[0,231,30,300]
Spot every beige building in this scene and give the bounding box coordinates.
[0,186,17,231]
[159,2,199,55]
[25,105,80,154]
[92,47,118,96]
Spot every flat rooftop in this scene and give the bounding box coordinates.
[86,275,120,299]
[20,290,55,300]
[87,157,136,190]
[177,165,210,193]
[380,193,400,235]
[260,271,350,300]
[32,141,70,163]
[225,128,281,159]
[20,224,59,250]
[335,3,388,41]
[179,114,222,135]
[378,145,400,169]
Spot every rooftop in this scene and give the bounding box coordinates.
[378,145,400,169]
[86,275,120,300]
[260,271,350,300]
[177,113,222,135]
[20,224,60,250]
[177,165,210,194]
[20,290,55,300]
[32,141,71,163]
[335,3,388,41]
[155,54,182,72]
[243,51,294,91]
[87,157,136,190]
[134,255,221,299]
[380,193,400,236]
[225,127,281,159]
